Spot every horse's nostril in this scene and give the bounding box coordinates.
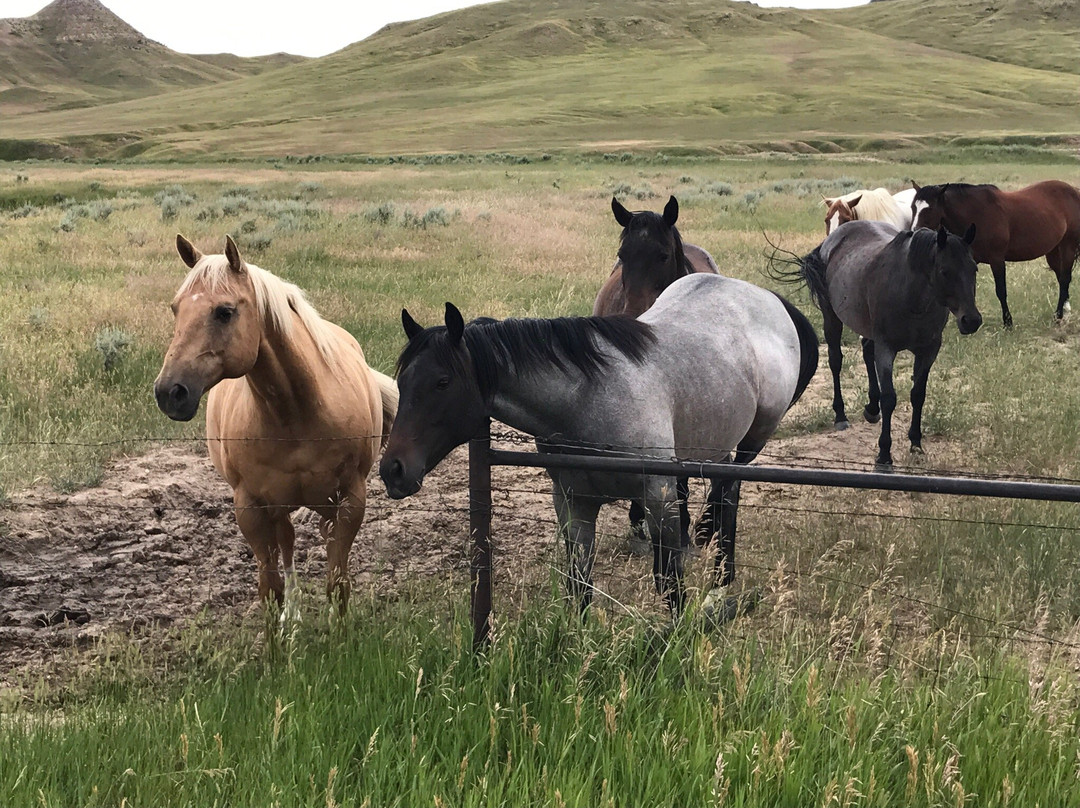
[170,384,189,406]
[388,459,404,481]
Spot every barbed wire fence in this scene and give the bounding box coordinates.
[2,426,1080,671]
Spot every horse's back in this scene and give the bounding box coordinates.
[640,274,803,457]
[819,221,901,336]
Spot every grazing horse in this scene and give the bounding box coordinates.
[380,274,818,619]
[911,180,1080,326]
[823,188,912,235]
[781,221,981,467]
[593,195,719,319]
[154,234,398,612]
[593,195,720,548]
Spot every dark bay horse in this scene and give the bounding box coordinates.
[593,195,720,548]
[911,180,1080,326]
[593,195,719,319]
[381,274,818,619]
[782,221,981,467]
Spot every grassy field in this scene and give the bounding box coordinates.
[3,150,1080,804]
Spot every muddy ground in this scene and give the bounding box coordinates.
[0,380,965,686]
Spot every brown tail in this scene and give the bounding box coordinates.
[370,369,399,447]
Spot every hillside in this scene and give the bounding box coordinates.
[0,0,306,114]
[1,0,1078,158]
[832,0,1080,75]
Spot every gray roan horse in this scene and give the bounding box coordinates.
[380,274,819,618]
[782,221,982,467]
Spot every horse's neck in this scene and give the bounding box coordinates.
[246,313,327,419]
[489,368,587,440]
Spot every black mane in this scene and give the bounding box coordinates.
[397,315,656,399]
[620,211,688,276]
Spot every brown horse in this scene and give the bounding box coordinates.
[154,234,398,613]
[593,196,718,318]
[911,180,1080,326]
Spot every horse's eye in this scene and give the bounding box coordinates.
[436,377,450,390]
[214,306,235,323]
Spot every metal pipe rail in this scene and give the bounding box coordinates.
[466,433,1080,649]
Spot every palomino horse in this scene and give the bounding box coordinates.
[380,274,818,619]
[154,235,398,612]
[593,195,720,548]
[823,188,913,235]
[782,221,981,467]
[911,180,1080,326]
[593,196,719,319]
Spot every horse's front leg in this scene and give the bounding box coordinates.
[324,478,367,615]
[908,343,940,453]
[644,479,684,616]
[234,489,285,605]
[553,487,601,617]
[861,337,881,424]
[991,261,1012,327]
[822,308,849,429]
[873,345,898,468]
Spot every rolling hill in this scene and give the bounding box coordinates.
[1,0,1078,159]
[0,0,305,114]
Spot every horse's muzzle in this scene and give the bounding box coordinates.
[957,312,983,335]
[154,380,201,422]
[379,456,423,499]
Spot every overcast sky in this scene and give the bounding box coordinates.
[0,0,867,57]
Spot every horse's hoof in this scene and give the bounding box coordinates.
[909,444,924,455]
[863,408,880,424]
[702,587,761,628]
[874,459,894,473]
[834,420,850,432]
[1003,317,1014,329]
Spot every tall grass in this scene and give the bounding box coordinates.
[2,592,1077,807]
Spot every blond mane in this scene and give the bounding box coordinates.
[177,253,345,367]
[836,188,908,230]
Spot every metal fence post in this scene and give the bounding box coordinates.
[468,423,493,651]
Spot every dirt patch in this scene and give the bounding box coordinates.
[0,391,966,686]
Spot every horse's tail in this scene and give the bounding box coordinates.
[773,292,819,409]
[764,236,830,312]
[370,368,399,447]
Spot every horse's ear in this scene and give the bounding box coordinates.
[911,181,921,191]
[444,302,465,346]
[401,308,424,340]
[662,195,678,227]
[821,195,834,207]
[224,235,244,274]
[176,234,202,269]
[848,194,862,210]
[963,223,977,245]
[936,225,949,250]
[611,197,633,228]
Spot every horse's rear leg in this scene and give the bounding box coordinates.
[822,308,849,429]
[991,261,1012,327]
[234,491,285,604]
[907,343,940,453]
[1048,243,1075,319]
[326,481,368,615]
[873,346,898,468]
[861,337,881,423]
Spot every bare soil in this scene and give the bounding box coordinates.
[0,388,963,686]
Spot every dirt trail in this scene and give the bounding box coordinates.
[0,394,962,684]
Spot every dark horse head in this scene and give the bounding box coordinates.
[612,195,688,318]
[379,304,486,499]
[918,223,983,335]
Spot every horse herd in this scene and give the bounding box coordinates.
[152,178,1080,624]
